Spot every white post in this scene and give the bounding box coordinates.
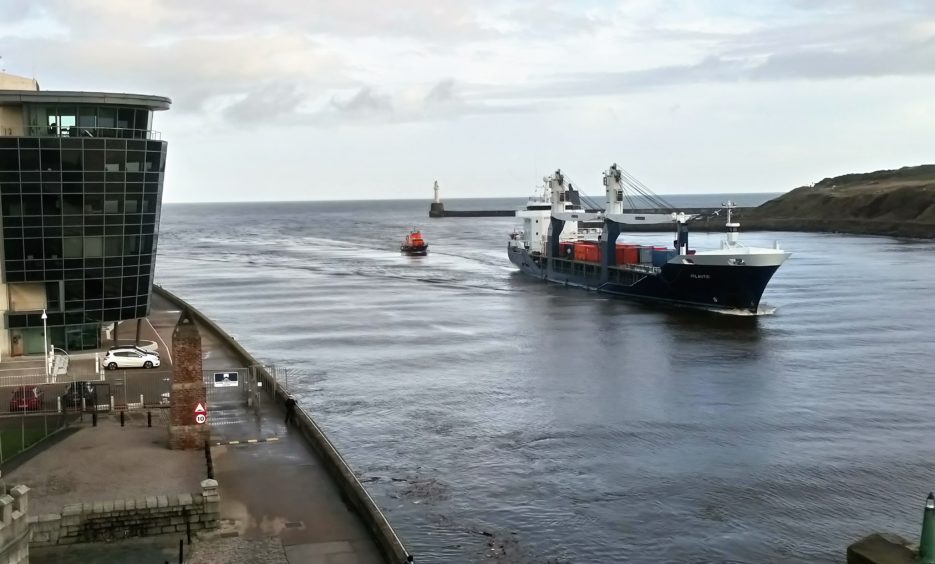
[41,309,49,381]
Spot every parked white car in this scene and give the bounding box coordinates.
[102,349,161,370]
[109,345,159,358]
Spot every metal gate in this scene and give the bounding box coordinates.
[203,368,250,406]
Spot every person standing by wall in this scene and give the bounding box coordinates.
[284,395,298,426]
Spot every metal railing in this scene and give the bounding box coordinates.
[106,370,172,410]
[0,369,171,416]
[18,126,162,140]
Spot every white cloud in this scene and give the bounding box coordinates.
[1,0,933,201]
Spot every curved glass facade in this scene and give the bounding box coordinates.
[0,96,168,353]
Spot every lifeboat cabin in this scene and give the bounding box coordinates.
[401,229,428,256]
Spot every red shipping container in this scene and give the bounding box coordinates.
[574,242,600,262]
[587,246,600,262]
[619,244,638,264]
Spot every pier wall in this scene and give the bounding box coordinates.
[152,285,412,564]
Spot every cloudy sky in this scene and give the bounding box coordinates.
[1,0,933,202]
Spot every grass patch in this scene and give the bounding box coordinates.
[0,414,70,463]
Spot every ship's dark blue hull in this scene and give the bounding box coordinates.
[509,246,781,313]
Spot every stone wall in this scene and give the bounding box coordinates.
[0,485,31,564]
[29,479,219,547]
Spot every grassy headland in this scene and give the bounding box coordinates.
[743,165,935,238]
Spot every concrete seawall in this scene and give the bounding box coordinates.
[152,285,413,564]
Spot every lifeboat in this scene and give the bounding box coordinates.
[401,229,429,256]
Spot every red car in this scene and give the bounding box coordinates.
[9,386,43,412]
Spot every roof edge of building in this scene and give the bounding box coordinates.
[0,90,171,110]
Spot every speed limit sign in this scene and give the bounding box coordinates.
[194,402,207,425]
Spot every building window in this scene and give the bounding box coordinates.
[20,149,40,171]
[105,148,125,172]
[0,149,17,171]
[104,236,122,256]
[83,236,103,257]
[63,236,82,258]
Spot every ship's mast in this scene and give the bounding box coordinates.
[548,169,566,213]
[603,163,624,215]
[723,200,740,246]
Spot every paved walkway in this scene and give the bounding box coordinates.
[31,535,184,564]
[4,417,203,516]
[149,293,383,564]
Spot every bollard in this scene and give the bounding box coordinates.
[204,440,214,479]
[120,410,125,427]
[92,410,97,427]
[921,492,935,564]
[147,411,152,428]
[183,508,191,544]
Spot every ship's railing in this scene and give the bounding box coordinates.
[550,255,662,276]
[612,263,661,275]
[19,126,162,140]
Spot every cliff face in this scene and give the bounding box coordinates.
[745,165,935,238]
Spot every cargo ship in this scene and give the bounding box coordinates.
[508,165,790,314]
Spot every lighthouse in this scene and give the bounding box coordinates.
[429,180,446,217]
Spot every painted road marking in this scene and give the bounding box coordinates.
[213,437,281,446]
[146,317,173,366]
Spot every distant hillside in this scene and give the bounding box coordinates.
[744,165,935,238]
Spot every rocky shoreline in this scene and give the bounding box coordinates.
[738,217,935,239]
[740,164,935,239]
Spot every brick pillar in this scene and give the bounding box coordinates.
[168,308,209,449]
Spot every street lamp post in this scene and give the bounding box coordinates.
[41,309,49,380]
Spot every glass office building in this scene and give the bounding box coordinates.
[0,76,171,356]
